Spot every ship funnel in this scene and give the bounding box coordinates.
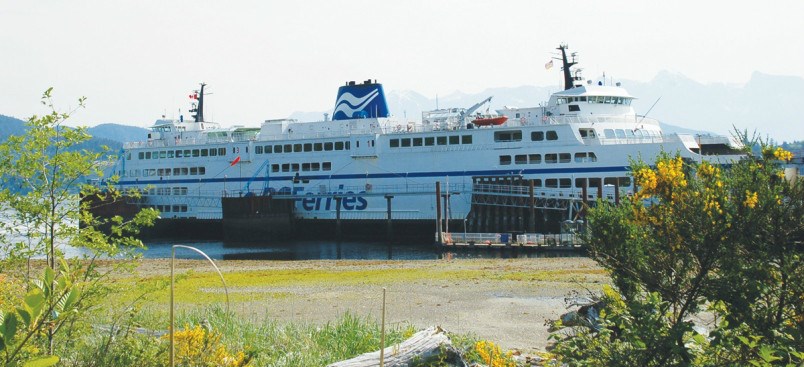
[332,80,389,120]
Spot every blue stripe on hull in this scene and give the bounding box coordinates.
[118,165,631,186]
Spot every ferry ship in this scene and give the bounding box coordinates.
[103,45,743,229]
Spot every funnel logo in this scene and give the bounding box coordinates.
[333,89,379,119]
[331,82,390,120]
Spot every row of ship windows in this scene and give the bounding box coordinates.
[138,148,228,160]
[255,140,354,154]
[494,130,559,142]
[271,162,332,173]
[146,204,188,213]
[389,135,471,148]
[602,129,661,139]
[556,96,633,105]
[529,177,632,189]
[499,152,598,165]
[126,167,207,178]
[144,187,189,196]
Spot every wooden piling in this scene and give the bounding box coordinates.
[435,182,442,244]
[385,195,394,241]
[335,196,342,240]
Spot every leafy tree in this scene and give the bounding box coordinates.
[551,140,803,366]
[0,89,157,366]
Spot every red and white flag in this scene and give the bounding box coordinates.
[230,156,241,166]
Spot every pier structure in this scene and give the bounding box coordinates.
[110,176,625,243]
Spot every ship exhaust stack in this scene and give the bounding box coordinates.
[332,80,389,120]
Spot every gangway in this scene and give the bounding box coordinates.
[243,159,271,196]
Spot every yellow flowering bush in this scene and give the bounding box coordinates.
[633,156,688,202]
[474,340,516,367]
[165,324,251,367]
[633,167,657,199]
[743,190,758,209]
[569,139,803,366]
[762,146,793,162]
[773,147,793,161]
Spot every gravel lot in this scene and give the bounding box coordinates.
[135,257,607,352]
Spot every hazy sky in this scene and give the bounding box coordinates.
[2,0,803,134]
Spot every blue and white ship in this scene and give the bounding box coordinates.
[106,45,742,227]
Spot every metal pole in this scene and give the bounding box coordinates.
[170,247,175,367]
[380,287,387,367]
[170,245,231,367]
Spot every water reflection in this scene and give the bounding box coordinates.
[139,240,584,260]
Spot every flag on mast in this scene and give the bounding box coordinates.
[545,60,554,70]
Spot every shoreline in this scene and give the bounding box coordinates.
[128,257,607,351]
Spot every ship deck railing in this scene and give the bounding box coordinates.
[542,115,660,126]
[440,232,584,248]
[122,115,665,149]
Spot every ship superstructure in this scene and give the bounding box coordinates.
[107,46,743,222]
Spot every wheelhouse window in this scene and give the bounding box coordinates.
[390,139,400,148]
[494,130,522,142]
[574,152,598,163]
[531,131,544,141]
[546,131,558,140]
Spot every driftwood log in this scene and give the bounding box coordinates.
[327,326,466,367]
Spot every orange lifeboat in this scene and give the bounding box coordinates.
[471,115,508,126]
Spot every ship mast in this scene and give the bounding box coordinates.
[190,83,207,122]
[558,45,577,91]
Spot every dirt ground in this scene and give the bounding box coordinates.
[134,257,607,352]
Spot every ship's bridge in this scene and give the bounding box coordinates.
[548,85,636,116]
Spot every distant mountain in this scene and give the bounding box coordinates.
[87,123,148,143]
[622,71,804,143]
[0,114,26,137]
[0,115,142,153]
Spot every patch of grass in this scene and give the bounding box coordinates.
[110,263,605,307]
[68,306,425,367]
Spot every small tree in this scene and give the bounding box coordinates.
[551,141,803,366]
[0,89,157,366]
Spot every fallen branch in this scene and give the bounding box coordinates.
[327,326,466,367]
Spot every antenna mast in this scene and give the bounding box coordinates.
[557,45,577,90]
[190,83,207,122]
